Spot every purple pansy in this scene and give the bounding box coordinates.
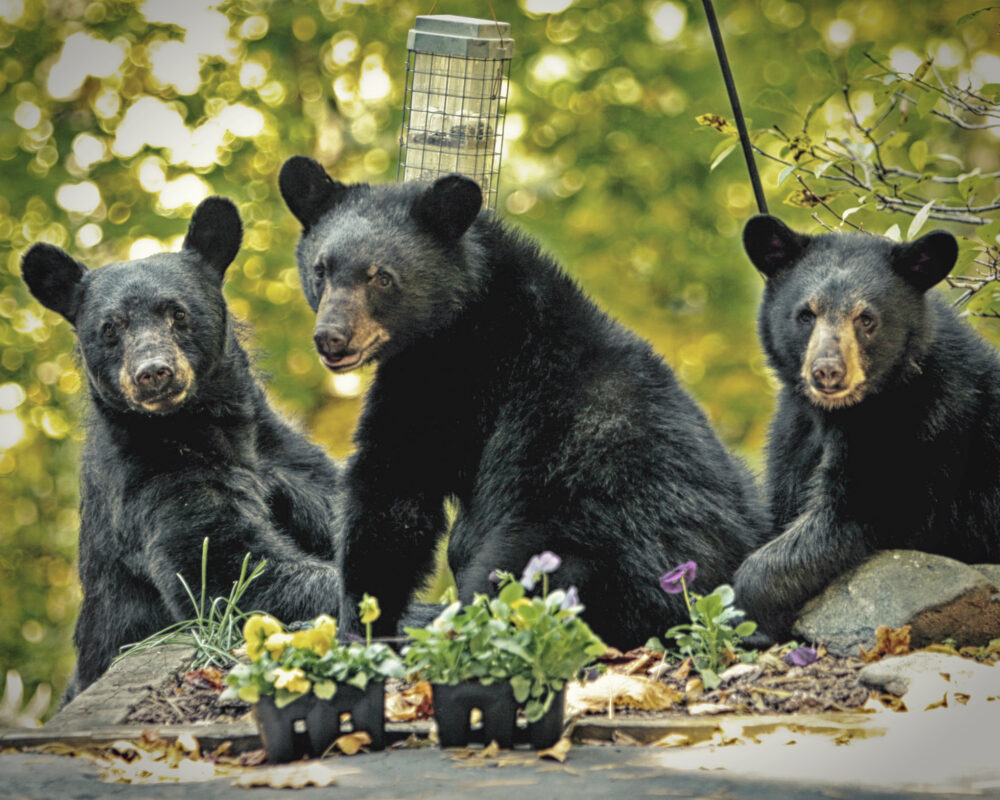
[659,561,697,594]
[520,551,562,589]
[784,646,818,667]
[561,585,580,610]
[488,569,502,584]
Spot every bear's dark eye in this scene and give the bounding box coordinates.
[797,308,815,326]
[173,309,187,322]
[101,322,117,341]
[857,312,876,332]
[373,271,393,289]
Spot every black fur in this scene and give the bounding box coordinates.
[280,158,766,648]
[736,215,1000,639]
[22,197,343,701]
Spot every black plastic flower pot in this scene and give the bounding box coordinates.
[431,682,566,749]
[432,681,518,749]
[523,686,565,750]
[254,680,386,762]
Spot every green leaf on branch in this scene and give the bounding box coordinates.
[709,141,737,172]
[805,49,837,82]
[957,7,1000,26]
[753,89,798,118]
[909,140,928,171]
[846,42,876,76]
[907,200,936,239]
[915,89,939,118]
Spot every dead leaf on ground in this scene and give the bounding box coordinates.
[537,737,571,762]
[921,642,960,657]
[859,625,911,663]
[385,679,434,722]
[924,692,949,711]
[865,691,907,713]
[183,666,225,692]
[652,732,692,748]
[687,703,736,715]
[329,731,371,756]
[232,761,346,789]
[566,672,682,717]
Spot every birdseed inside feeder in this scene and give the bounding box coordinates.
[398,15,514,209]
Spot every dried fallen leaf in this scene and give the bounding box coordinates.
[537,737,571,762]
[232,762,343,789]
[232,749,268,768]
[859,625,911,663]
[687,703,737,716]
[866,692,908,713]
[566,672,682,717]
[924,693,949,711]
[717,663,761,685]
[330,731,371,756]
[921,642,960,657]
[623,653,653,675]
[481,740,501,758]
[449,740,503,760]
[184,666,225,692]
[652,732,692,747]
[385,680,434,722]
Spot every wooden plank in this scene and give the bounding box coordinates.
[43,646,195,732]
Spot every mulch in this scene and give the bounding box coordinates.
[124,647,873,727]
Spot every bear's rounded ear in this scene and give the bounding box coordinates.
[21,243,88,324]
[184,196,242,279]
[279,156,347,230]
[411,174,482,243]
[891,230,957,293]
[743,215,810,278]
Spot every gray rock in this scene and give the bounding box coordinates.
[792,550,1000,656]
[973,563,1000,589]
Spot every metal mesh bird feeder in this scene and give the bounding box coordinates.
[397,15,513,209]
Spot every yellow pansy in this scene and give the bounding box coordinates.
[291,627,332,657]
[264,632,294,660]
[313,614,338,639]
[237,684,260,703]
[510,597,532,629]
[244,614,283,661]
[274,667,311,695]
[359,594,380,625]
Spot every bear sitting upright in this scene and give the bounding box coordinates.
[278,156,767,647]
[735,215,1000,640]
[22,197,343,701]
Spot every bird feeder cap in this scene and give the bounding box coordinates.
[407,14,514,60]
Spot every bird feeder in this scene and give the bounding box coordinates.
[397,15,513,209]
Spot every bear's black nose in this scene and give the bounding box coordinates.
[134,359,174,389]
[314,325,351,357]
[811,358,844,392]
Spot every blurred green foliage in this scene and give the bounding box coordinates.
[0,0,996,718]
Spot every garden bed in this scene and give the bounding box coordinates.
[0,642,886,756]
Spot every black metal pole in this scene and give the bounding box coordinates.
[701,0,768,215]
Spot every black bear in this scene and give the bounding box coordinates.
[735,214,1000,639]
[278,156,766,647]
[22,197,344,701]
